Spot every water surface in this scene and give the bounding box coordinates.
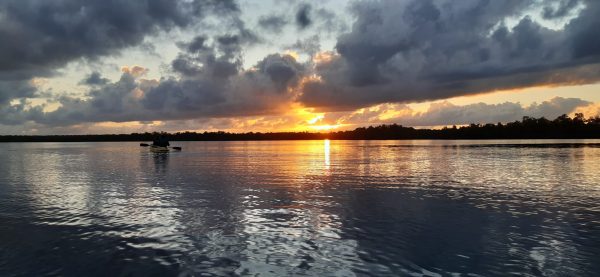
[1,140,599,276]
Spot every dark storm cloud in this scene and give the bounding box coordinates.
[30,73,140,125]
[261,4,342,35]
[0,0,239,117]
[28,35,306,126]
[543,0,581,19]
[567,1,600,59]
[0,80,37,105]
[0,99,44,125]
[299,0,600,110]
[142,48,304,118]
[173,34,252,78]
[186,36,209,53]
[4,0,600,128]
[296,4,312,29]
[0,0,237,76]
[256,54,305,91]
[79,72,110,86]
[258,15,289,33]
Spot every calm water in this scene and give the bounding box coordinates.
[1,140,599,276]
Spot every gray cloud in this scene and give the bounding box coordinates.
[400,97,591,126]
[186,36,209,53]
[0,0,239,119]
[141,49,304,119]
[287,35,321,57]
[568,1,600,59]
[79,72,110,86]
[258,15,289,33]
[256,54,305,91]
[0,80,37,105]
[27,36,306,126]
[0,99,42,125]
[296,4,312,29]
[299,0,600,110]
[328,97,593,127]
[543,0,581,19]
[292,3,342,33]
[313,6,348,34]
[33,74,140,126]
[0,0,237,76]
[2,0,600,130]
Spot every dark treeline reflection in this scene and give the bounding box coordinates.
[1,140,599,275]
[2,113,600,142]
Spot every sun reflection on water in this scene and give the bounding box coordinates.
[324,139,330,168]
[3,141,600,276]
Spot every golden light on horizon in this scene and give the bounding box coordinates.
[573,103,600,118]
[310,124,343,131]
[438,83,600,107]
[377,105,414,120]
[307,114,324,125]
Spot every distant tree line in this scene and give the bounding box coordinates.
[1,114,599,142]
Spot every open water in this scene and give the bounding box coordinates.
[1,140,599,276]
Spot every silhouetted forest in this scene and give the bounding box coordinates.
[1,114,600,142]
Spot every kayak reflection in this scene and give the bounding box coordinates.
[153,151,169,173]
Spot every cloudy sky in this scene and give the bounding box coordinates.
[1,0,599,134]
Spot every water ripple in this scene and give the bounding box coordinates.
[0,140,599,276]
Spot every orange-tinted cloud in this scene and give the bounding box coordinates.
[121,66,149,78]
[573,103,600,118]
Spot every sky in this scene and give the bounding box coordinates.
[0,0,599,134]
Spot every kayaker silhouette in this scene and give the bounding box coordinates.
[152,135,170,147]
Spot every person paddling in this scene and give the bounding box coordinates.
[140,135,181,151]
[152,135,170,147]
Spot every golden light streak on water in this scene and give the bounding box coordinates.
[324,139,330,168]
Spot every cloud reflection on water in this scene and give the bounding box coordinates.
[1,141,600,275]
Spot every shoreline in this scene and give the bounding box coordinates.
[2,137,600,143]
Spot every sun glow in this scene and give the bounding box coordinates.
[29,77,49,88]
[291,103,350,131]
[310,124,343,131]
[284,50,300,60]
[313,51,337,64]
[307,114,324,125]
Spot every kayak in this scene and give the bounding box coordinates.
[149,145,169,153]
[140,143,182,152]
